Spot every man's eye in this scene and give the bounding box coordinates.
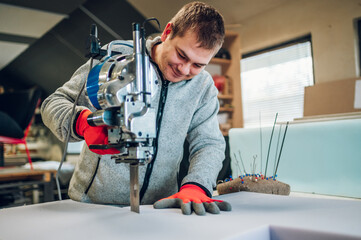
[178,53,186,59]
[194,64,202,68]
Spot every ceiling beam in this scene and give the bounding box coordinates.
[0,33,37,45]
[0,0,86,15]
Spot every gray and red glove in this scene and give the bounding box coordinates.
[76,109,120,155]
[153,184,232,215]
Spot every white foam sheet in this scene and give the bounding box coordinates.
[0,192,360,240]
[228,119,361,198]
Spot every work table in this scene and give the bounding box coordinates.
[0,191,360,239]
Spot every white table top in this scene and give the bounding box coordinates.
[1,192,361,240]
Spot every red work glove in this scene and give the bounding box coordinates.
[76,109,120,155]
[153,184,232,215]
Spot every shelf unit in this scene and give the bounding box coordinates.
[210,31,243,135]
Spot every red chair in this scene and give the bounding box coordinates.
[0,87,41,170]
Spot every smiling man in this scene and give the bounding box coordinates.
[153,24,215,82]
[41,1,231,215]
[153,3,223,83]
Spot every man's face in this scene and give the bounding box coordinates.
[155,25,216,83]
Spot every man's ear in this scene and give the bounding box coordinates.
[161,23,173,42]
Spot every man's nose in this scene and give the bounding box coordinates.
[178,63,191,76]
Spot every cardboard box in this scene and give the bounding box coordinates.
[304,78,361,116]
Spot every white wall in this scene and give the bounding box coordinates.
[238,0,361,84]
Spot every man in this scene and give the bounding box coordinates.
[41,1,231,215]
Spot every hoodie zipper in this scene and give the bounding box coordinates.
[139,76,169,202]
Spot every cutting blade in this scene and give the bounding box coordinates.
[130,163,140,213]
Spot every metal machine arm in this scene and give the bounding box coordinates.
[85,22,159,213]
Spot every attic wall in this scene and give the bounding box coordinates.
[238,0,361,84]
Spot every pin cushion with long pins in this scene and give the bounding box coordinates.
[217,113,291,196]
[217,173,290,196]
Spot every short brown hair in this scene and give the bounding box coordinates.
[169,2,225,50]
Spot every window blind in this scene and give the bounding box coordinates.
[241,41,314,128]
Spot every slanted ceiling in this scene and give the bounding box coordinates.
[0,0,158,96]
[0,0,288,97]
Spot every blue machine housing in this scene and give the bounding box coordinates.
[86,58,109,110]
[86,42,134,110]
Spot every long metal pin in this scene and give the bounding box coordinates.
[238,150,247,174]
[233,153,244,176]
[274,121,289,177]
[259,112,263,173]
[251,155,257,181]
[130,163,140,213]
[252,155,257,174]
[264,112,278,177]
[273,124,282,174]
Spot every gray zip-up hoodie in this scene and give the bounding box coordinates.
[41,37,225,205]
